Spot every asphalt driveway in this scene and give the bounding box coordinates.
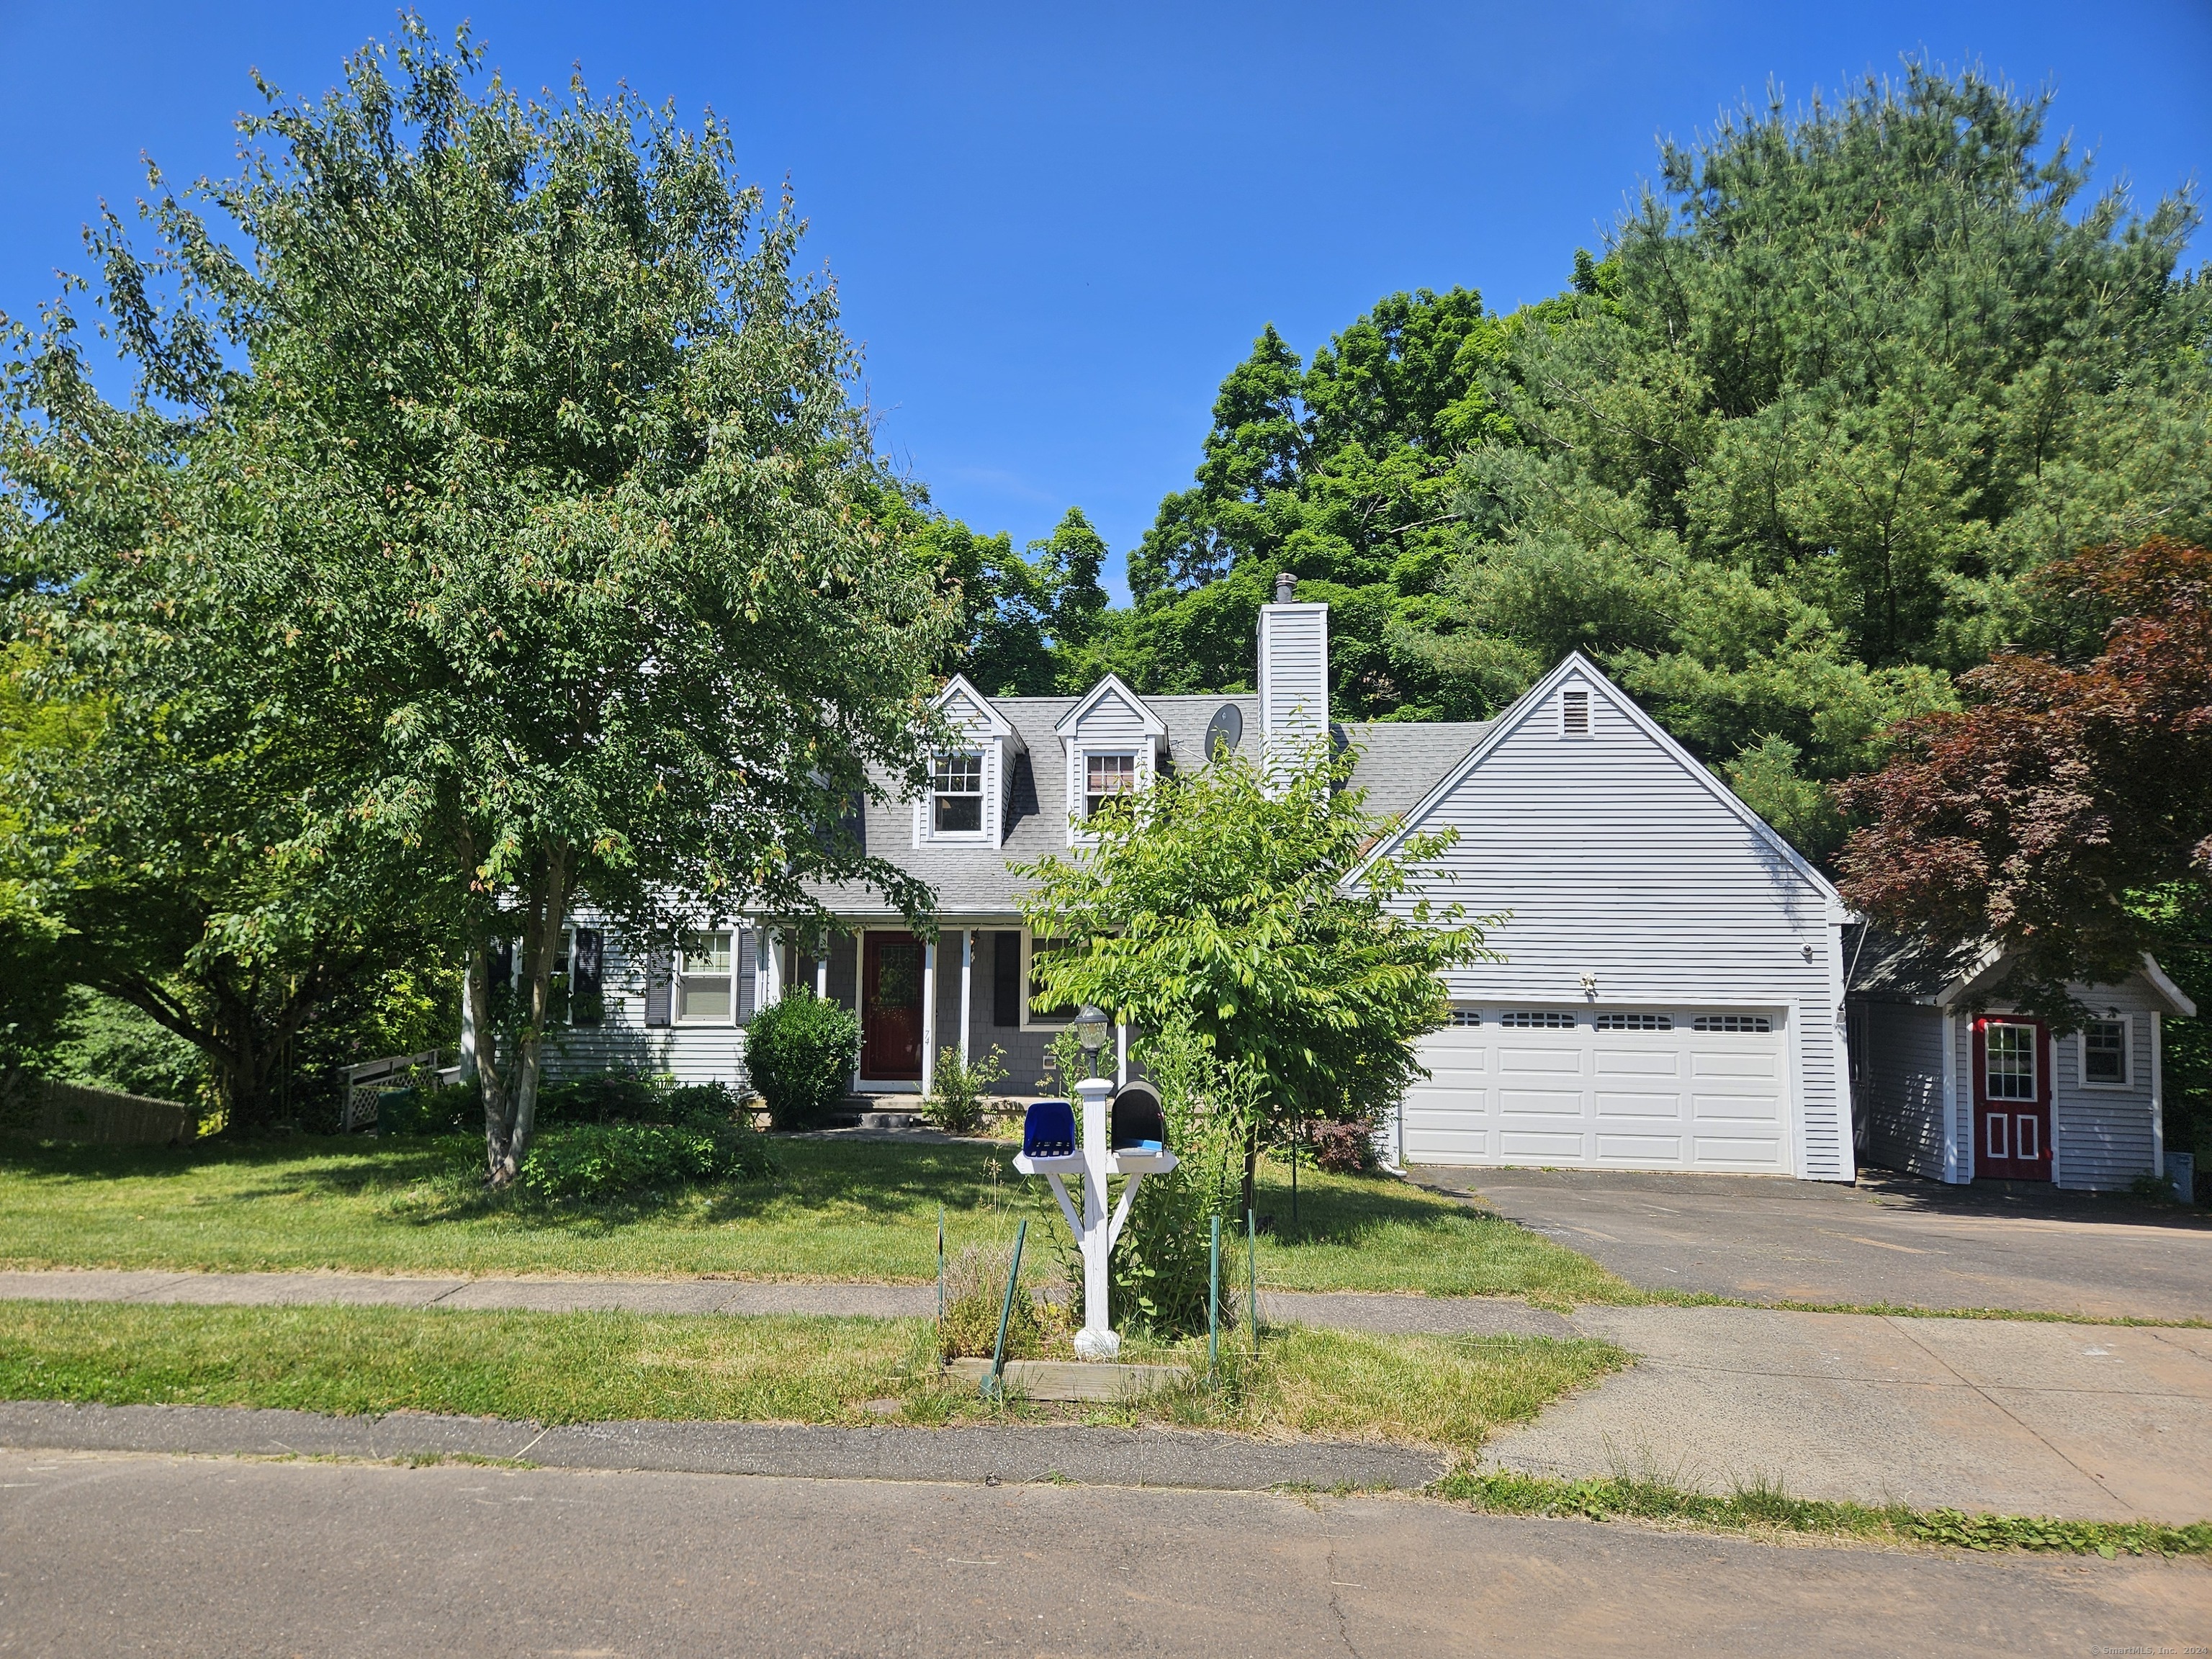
[1416,1167,2212,1321]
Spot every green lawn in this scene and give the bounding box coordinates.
[0,1300,1627,1459]
[0,1135,1633,1303]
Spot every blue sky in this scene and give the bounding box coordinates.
[3,3,2206,600]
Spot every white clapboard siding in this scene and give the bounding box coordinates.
[536,917,751,1089]
[1857,1002,1948,1181]
[1257,601,1328,758]
[1377,659,1849,1179]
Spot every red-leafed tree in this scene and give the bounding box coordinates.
[1834,539,2212,1015]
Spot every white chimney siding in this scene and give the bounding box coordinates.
[1256,595,1330,783]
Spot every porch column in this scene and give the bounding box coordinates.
[459,956,480,1081]
[958,930,974,1066]
[920,938,938,1096]
[815,930,830,999]
[1115,1017,1128,1089]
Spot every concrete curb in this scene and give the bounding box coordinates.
[0,1400,1447,1492]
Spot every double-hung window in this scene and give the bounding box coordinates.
[932,750,985,834]
[678,930,734,1024]
[2082,1020,2130,1087]
[1085,752,1137,819]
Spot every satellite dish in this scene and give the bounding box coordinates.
[1203,703,1244,758]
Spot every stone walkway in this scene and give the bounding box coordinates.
[5,1267,2209,1520]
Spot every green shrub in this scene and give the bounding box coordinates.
[744,992,859,1130]
[378,1081,478,1136]
[516,1121,768,1200]
[663,1080,746,1126]
[535,1070,665,1126]
[922,1045,1007,1136]
[1109,1014,1259,1336]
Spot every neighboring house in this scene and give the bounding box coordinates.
[1847,932,2195,1191]
[492,577,1866,1183]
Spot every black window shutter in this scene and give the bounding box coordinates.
[736,927,757,1022]
[489,939,515,990]
[992,931,1021,1027]
[642,941,672,1028]
[572,929,604,1028]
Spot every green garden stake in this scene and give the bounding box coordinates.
[1246,1206,1259,1354]
[985,1218,1028,1401]
[1208,1214,1221,1382]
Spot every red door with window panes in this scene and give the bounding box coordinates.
[860,932,925,1081]
[1972,1017,2051,1180]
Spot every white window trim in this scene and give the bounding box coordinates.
[1066,743,1153,845]
[675,927,738,1028]
[1020,931,1077,1030]
[2078,1015,2134,1092]
[926,745,992,843]
[1983,1019,2039,1102]
[917,741,999,847]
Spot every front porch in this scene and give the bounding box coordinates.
[755,920,1130,1100]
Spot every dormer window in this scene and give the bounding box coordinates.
[1085,752,1137,819]
[931,750,985,833]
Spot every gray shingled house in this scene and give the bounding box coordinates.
[505,576,1893,1181]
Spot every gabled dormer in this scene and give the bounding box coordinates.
[1053,674,1169,845]
[915,675,1025,850]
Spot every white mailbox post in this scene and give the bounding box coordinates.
[1012,1007,1175,1361]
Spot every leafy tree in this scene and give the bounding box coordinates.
[0,23,953,1176]
[917,505,1111,695]
[1399,63,2208,851]
[1015,741,1493,1213]
[1834,539,2212,1018]
[1115,64,2206,860]
[1115,292,1519,718]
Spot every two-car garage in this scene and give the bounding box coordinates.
[1400,1006,1793,1174]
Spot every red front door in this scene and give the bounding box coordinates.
[860,932,925,1080]
[1973,1017,2052,1181]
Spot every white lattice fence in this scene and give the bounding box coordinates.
[339,1051,449,1132]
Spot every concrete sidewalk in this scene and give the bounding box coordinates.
[0,1267,1575,1334]
[6,1267,2210,1520]
[1484,1306,2212,1522]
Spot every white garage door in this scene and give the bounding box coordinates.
[1402,1007,1789,1173]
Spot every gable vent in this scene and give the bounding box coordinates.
[1560,688,1591,737]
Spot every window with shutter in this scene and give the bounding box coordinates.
[642,944,673,1028]
[992,931,1022,1027]
[572,929,604,1028]
[736,927,758,1021]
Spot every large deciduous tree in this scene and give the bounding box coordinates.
[1,22,954,1174]
[1834,539,2212,1015]
[1015,742,1493,1213]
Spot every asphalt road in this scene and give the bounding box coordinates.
[1425,1168,2212,1320]
[1,1450,2205,1657]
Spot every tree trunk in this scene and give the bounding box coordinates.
[471,934,512,1179]
[486,845,570,1186]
